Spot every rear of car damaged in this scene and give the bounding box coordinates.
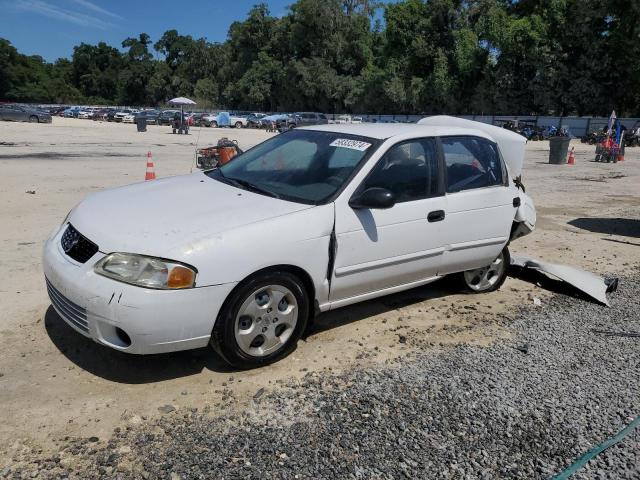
[43,120,535,368]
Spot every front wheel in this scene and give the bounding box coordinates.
[234,121,243,128]
[461,247,510,293]
[210,271,309,369]
[29,115,38,123]
[211,121,218,128]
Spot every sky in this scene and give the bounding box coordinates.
[1,0,297,61]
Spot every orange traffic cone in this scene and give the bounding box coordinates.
[145,151,156,180]
[567,146,575,165]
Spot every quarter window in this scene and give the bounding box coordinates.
[442,136,504,193]
[361,139,439,203]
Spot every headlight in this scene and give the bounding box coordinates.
[95,253,196,289]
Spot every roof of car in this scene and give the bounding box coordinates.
[300,122,494,141]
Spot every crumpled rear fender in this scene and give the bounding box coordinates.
[511,191,536,240]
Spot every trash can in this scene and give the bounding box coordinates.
[136,114,147,133]
[549,136,570,164]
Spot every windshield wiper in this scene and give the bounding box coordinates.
[226,177,281,199]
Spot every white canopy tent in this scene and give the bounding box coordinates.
[418,115,526,177]
[168,97,196,134]
[169,97,196,106]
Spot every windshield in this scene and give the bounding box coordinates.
[207,129,378,204]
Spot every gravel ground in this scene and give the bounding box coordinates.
[5,270,640,479]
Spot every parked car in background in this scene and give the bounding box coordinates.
[140,110,160,125]
[49,106,67,116]
[43,117,535,369]
[198,113,217,127]
[158,110,179,125]
[77,109,94,119]
[351,116,363,124]
[331,114,352,124]
[190,113,207,127]
[192,112,224,127]
[0,104,52,123]
[92,108,113,121]
[232,114,249,128]
[63,107,81,118]
[123,113,136,124]
[279,112,328,129]
[260,113,289,129]
[106,109,119,122]
[208,112,248,128]
[246,113,268,128]
[113,109,137,122]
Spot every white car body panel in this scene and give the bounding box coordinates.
[439,187,513,274]
[44,122,536,355]
[511,255,612,306]
[68,174,318,285]
[332,192,447,302]
[43,225,236,353]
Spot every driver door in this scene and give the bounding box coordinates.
[330,138,447,303]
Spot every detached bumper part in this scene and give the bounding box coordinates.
[511,255,618,306]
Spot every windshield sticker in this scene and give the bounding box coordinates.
[330,139,372,151]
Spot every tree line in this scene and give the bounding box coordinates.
[1,0,639,116]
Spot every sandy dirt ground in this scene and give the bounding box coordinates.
[1,118,638,464]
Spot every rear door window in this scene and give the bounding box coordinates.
[441,136,504,193]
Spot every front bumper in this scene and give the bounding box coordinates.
[42,224,237,354]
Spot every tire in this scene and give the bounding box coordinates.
[29,115,38,123]
[210,271,309,369]
[460,247,510,293]
[234,121,243,128]
[211,121,218,128]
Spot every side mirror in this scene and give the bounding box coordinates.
[349,187,396,210]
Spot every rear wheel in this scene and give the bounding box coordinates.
[211,271,309,369]
[461,247,510,293]
[29,115,38,123]
[234,121,243,128]
[211,121,218,128]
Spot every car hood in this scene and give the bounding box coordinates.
[69,173,313,261]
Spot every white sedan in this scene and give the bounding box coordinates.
[43,116,536,368]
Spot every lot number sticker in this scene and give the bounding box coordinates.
[330,139,372,151]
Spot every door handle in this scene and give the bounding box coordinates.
[427,210,445,222]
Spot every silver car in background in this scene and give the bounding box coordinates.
[0,104,52,123]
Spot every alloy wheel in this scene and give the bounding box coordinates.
[234,285,298,357]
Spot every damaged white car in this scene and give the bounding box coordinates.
[43,116,536,368]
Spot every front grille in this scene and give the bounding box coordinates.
[46,278,89,333]
[61,224,98,263]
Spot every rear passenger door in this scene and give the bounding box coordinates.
[439,136,514,274]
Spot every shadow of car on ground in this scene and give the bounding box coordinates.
[44,267,601,383]
[45,277,464,383]
[568,217,640,238]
